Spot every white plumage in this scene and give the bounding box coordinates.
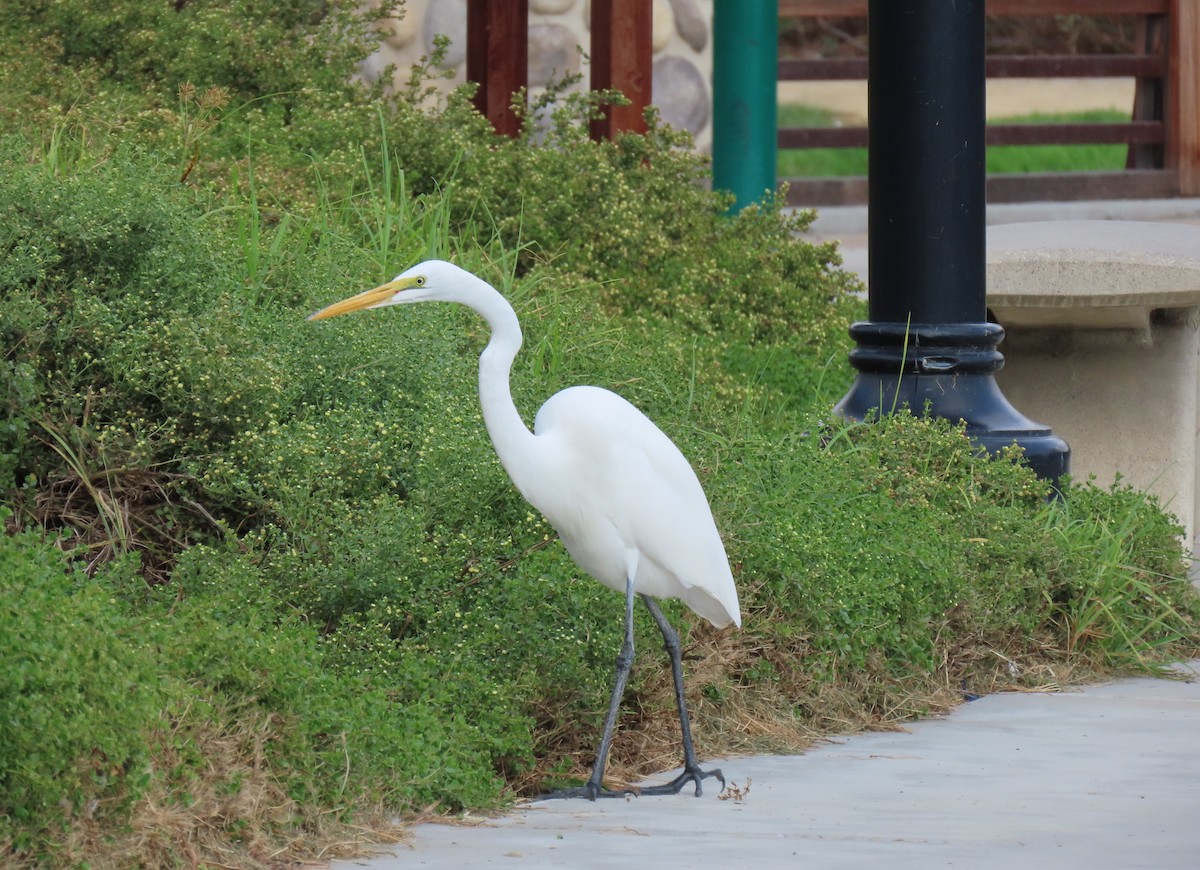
[309,259,740,799]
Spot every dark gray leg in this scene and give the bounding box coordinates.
[637,595,725,797]
[537,575,639,801]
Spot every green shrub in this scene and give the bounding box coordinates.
[0,524,522,864]
[714,410,1198,723]
[373,89,863,345]
[0,527,159,855]
[728,414,1045,672]
[162,543,520,812]
[0,139,258,573]
[6,0,396,102]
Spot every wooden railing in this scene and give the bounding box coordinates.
[778,0,1200,205]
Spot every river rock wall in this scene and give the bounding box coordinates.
[361,0,714,149]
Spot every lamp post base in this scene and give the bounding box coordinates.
[834,321,1071,484]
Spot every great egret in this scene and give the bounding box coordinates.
[309,260,740,800]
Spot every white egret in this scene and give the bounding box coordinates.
[309,260,740,800]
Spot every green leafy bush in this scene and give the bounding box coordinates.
[0,139,265,572]
[372,88,863,345]
[0,528,158,855]
[0,525,522,864]
[6,0,396,102]
[162,543,520,812]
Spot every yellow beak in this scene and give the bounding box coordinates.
[307,277,417,321]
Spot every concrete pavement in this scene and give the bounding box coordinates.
[334,662,1200,870]
[806,198,1200,285]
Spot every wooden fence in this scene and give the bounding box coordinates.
[778,0,1200,205]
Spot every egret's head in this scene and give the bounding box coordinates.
[307,259,471,321]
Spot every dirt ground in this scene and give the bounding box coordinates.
[778,78,1136,123]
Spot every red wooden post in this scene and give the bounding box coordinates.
[1167,0,1200,195]
[589,0,653,140]
[467,0,529,137]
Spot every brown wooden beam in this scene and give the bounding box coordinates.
[1167,0,1200,194]
[779,122,1162,150]
[467,0,528,137]
[778,58,867,81]
[781,170,1178,207]
[983,0,1169,15]
[780,54,1165,82]
[779,0,1168,17]
[590,0,653,139]
[781,175,870,205]
[988,53,1166,78]
[777,127,867,149]
[986,169,1178,201]
[988,121,1163,146]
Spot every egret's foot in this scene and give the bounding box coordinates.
[637,764,725,798]
[534,778,638,802]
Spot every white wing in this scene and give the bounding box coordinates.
[526,386,740,629]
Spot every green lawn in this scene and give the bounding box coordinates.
[777,105,1132,176]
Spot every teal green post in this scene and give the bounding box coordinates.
[711,0,778,211]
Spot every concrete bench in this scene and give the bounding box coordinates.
[986,220,1200,541]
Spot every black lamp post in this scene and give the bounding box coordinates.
[834,0,1070,483]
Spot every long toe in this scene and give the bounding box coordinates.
[533,783,637,802]
[637,764,725,797]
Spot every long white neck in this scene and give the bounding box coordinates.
[466,283,540,494]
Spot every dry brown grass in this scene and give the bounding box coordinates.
[506,614,1118,805]
[37,709,409,870]
[28,416,220,584]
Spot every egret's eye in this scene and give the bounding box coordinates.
[415,276,426,286]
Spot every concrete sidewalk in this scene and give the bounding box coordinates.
[335,663,1200,870]
[805,198,1200,285]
